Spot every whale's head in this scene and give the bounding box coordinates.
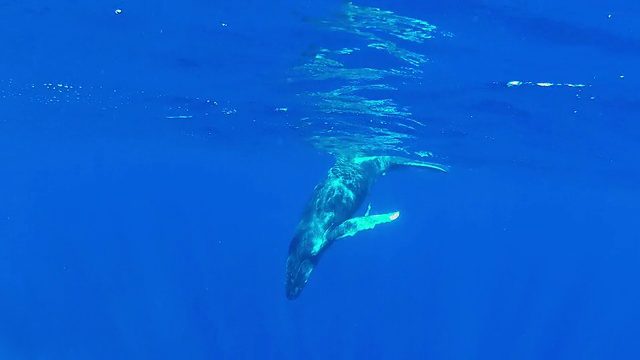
[285,232,325,300]
[285,255,316,300]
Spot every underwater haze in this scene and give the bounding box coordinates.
[1,0,639,359]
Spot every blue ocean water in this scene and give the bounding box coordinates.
[1,0,639,359]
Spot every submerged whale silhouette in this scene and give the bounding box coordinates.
[285,155,448,300]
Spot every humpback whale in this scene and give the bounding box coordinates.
[285,155,448,300]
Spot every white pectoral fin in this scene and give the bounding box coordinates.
[402,160,450,173]
[331,210,400,240]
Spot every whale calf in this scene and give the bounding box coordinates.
[285,155,448,300]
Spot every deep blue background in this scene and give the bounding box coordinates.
[1,0,639,359]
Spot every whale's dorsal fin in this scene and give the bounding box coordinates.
[329,209,400,241]
[364,203,372,216]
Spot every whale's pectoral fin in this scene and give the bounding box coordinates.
[330,210,400,241]
[391,157,450,173]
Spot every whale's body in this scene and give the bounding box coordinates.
[285,156,447,300]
